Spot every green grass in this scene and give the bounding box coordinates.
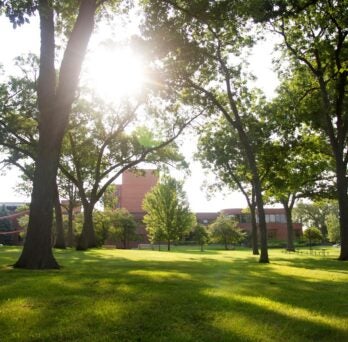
[0,246,347,342]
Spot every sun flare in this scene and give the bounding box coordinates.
[86,46,145,102]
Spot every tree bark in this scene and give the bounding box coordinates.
[67,202,75,247]
[235,120,268,262]
[282,200,295,252]
[54,185,66,249]
[336,159,348,260]
[14,0,97,269]
[14,0,58,269]
[250,202,259,255]
[224,237,228,250]
[76,203,97,250]
[224,102,269,262]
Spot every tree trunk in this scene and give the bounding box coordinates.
[250,203,259,255]
[167,240,171,251]
[336,160,348,260]
[76,203,96,250]
[13,0,97,269]
[13,0,59,269]
[282,201,295,252]
[252,175,268,263]
[54,185,66,249]
[67,203,75,247]
[123,232,127,249]
[225,110,269,262]
[14,130,61,268]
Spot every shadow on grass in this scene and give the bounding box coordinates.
[272,256,348,274]
[0,247,347,341]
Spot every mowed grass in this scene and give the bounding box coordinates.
[0,246,347,342]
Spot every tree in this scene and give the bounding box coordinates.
[74,210,108,247]
[267,0,348,260]
[1,0,115,268]
[58,176,79,248]
[0,0,133,269]
[209,214,246,250]
[142,0,270,262]
[60,94,190,251]
[261,129,332,251]
[327,213,340,244]
[103,184,118,211]
[303,227,323,250]
[191,224,209,252]
[142,176,196,251]
[108,208,137,249]
[1,53,193,252]
[293,200,338,238]
[196,115,268,256]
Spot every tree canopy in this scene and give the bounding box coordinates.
[142,175,196,251]
[209,214,246,250]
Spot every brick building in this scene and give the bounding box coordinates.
[114,169,159,247]
[114,170,302,248]
[221,208,302,240]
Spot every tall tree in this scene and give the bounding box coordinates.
[262,132,332,251]
[267,0,348,260]
[60,95,190,250]
[1,0,105,268]
[142,175,196,251]
[196,117,266,255]
[142,0,270,262]
[0,55,67,250]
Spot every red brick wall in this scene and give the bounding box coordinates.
[239,222,302,240]
[118,170,158,213]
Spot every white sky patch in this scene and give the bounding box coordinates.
[249,33,281,99]
[84,45,145,103]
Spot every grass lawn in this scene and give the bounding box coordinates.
[0,246,347,342]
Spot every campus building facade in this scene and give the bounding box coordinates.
[114,170,302,247]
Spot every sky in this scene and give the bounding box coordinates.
[0,12,280,212]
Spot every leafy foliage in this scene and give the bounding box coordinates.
[142,175,196,250]
[209,214,246,250]
[269,0,348,259]
[0,205,12,245]
[293,200,338,237]
[107,208,137,248]
[327,213,340,244]
[0,0,38,28]
[303,226,323,247]
[191,224,209,251]
[141,0,272,262]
